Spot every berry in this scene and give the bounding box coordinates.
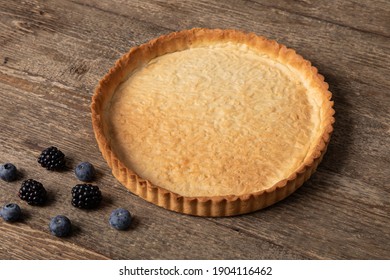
[75,162,96,182]
[109,208,133,230]
[1,203,21,222]
[18,179,47,206]
[37,146,66,171]
[0,163,18,182]
[71,184,102,209]
[49,215,71,237]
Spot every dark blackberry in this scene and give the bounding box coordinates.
[37,146,66,171]
[18,179,47,206]
[71,184,102,209]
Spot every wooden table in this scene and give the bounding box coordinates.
[0,0,389,260]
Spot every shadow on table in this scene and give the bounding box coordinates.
[317,70,355,174]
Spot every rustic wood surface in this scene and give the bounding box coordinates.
[0,0,389,260]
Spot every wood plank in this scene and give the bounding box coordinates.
[68,0,390,37]
[0,222,109,259]
[244,0,390,37]
[213,170,390,259]
[0,0,389,260]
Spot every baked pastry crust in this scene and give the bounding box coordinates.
[91,28,335,216]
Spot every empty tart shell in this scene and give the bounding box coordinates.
[91,28,335,216]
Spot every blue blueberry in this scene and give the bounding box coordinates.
[75,162,96,182]
[1,203,21,222]
[0,163,18,182]
[109,208,132,230]
[49,215,71,237]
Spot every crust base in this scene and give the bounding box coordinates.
[91,28,335,216]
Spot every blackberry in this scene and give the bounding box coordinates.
[19,179,47,206]
[71,184,102,209]
[37,146,66,170]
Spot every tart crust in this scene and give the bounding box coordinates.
[91,28,335,216]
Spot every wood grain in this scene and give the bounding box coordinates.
[0,222,109,259]
[0,0,389,259]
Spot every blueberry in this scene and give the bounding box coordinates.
[1,203,21,222]
[75,162,96,182]
[109,208,132,230]
[0,163,18,182]
[49,215,71,237]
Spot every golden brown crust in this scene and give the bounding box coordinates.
[91,28,335,216]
